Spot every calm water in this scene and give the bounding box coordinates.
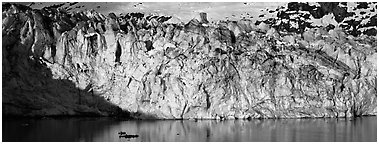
[3,116,377,142]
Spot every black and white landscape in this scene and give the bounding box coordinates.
[2,2,377,142]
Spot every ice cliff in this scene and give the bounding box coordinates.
[2,2,377,119]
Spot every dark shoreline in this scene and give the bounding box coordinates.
[3,114,377,121]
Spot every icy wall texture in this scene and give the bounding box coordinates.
[2,2,376,118]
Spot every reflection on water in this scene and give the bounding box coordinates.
[3,116,376,142]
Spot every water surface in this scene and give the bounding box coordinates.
[3,116,376,142]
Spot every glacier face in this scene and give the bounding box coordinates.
[2,3,376,119]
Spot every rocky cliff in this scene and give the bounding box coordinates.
[2,3,377,119]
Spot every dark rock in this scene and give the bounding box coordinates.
[199,12,209,24]
[325,24,335,31]
[357,2,369,9]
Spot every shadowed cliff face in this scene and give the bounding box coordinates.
[2,3,377,119]
[1,4,129,117]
